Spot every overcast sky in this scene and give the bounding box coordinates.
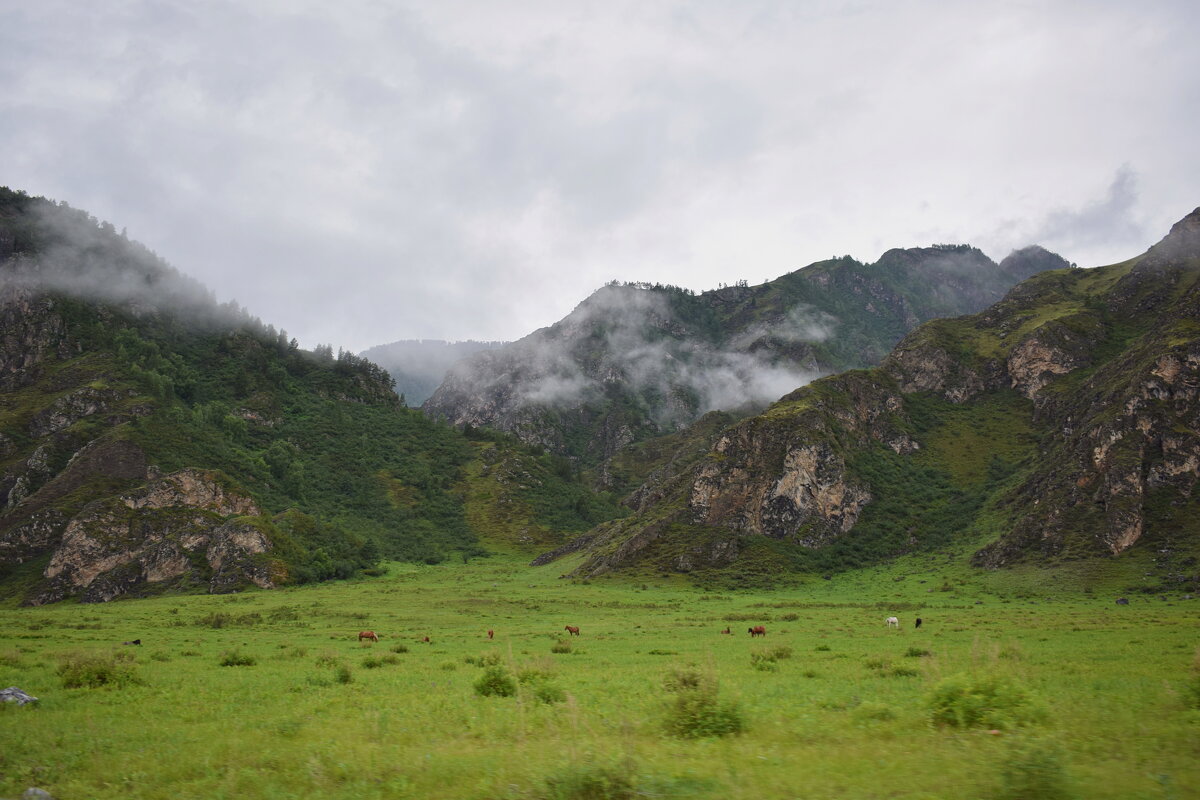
[3,1,1197,352]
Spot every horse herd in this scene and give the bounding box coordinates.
[353,617,922,643]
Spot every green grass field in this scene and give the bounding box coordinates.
[1,553,1197,800]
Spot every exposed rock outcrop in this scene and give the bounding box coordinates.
[538,208,1200,579]
[428,245,1054,469]
[31,469,273,604]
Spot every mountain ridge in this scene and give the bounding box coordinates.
[538,208,1200,589]
[424,244,1067,475]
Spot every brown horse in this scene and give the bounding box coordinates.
[358,630,379,642]
[564,625,580,636]
[487,629,494,639]
[748,625,766,637]
[720,627,731,635]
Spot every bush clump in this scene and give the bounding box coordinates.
[662,668,744,739]
[219,650,257,667]
[465,652,502,667]
[532,681,568,704]
[928,672,1044,730]
[541,761,636,800]
[474,665,517,697]
[990,740,1076,800]
[57,651,142,689]
[551,641,573,654]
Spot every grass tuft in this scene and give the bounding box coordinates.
[928,672,1044,730]
[57,651,142,688]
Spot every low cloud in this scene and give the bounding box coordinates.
[451,284,825,429]
[1029,165,1147,259]
[5,199,238,329]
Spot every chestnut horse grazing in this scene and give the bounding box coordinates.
[748,626,766,637]
[564,625,580,636]
[358,631,379,642]
[721,627,731,635]
[487,629,494,639]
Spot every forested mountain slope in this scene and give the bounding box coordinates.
[0,188,620,603]
[539,208,1200,591]
[424,244,1064,472]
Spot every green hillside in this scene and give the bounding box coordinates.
[545,208,1200,592]
[424,246,1065,470]
[0,187,622,603]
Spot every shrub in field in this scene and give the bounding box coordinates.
[196,611,262,628]
[315,652,341,667]
[662,669,744,739]
[928,673,1044,730]
[390,643,408,654]
[335,664,353,684]
[57,651,141,689]
[440,660,458,671]
[551,641,573,654]
[541,761,636,800]
[518,667,555,685]
[750,651,779,672]
[990,740,1076,800]
[362,656,383,669]
[475,665,517,697]
[219,650,256,667]
[814,644,831,652]
[531,681,567,704]
[905,647,932,658]
[662,667,703,693]
[889,665,920,677]
[465,651,501,667]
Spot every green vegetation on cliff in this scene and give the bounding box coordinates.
[0,187,622,601]
[547,208,1200,590]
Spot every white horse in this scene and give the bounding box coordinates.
[885,616,899,628]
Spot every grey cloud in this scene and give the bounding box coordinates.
[487,285,823,427]
[2,2,1197,352]
[1029,166,1147,260]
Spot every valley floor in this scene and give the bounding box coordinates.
[1,553,1197,800]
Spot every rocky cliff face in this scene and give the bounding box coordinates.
[0,187,407,601]
[542,210,1200,582]
[32,469,276,604]
[0,383,283,603]
[425,246,1061,470]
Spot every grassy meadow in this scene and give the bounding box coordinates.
[1,551,1198,800]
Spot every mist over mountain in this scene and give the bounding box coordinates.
[360,339,506,406]
[424,243,1067,475]
[538,208,1200,590]
[0,188,621,603]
